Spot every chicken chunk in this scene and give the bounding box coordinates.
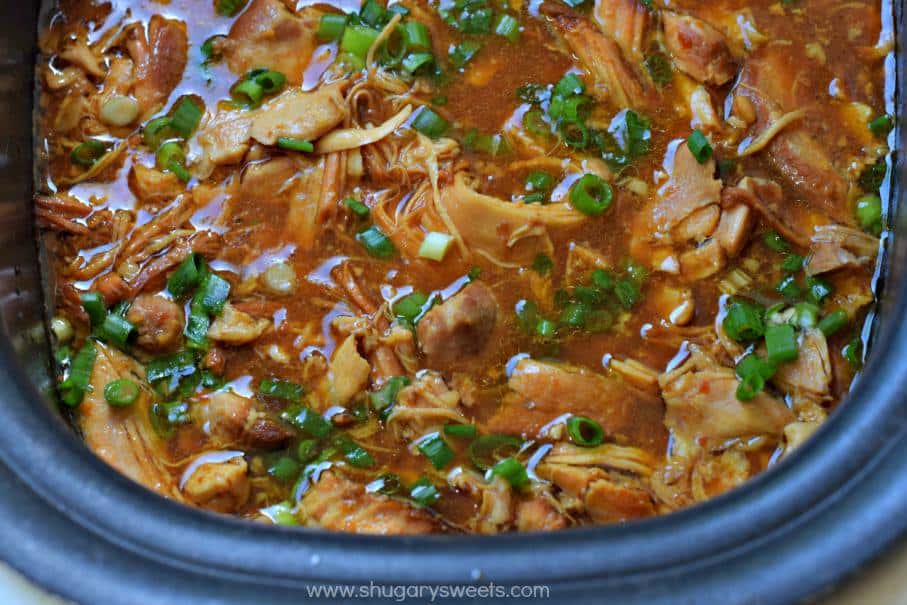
[808,224,879,275]
[128,165,185,206]
[542,2,654,109]
[448,471,513,533]
[224,0,320,85]
[192,390,293,450]
[299,471,443,534]
[207,303,270,345]
[663,12,736,85]
[78,342,179,498]
[538,463,655,523]
[416,282,498,365]
[249,83,348,146]
[389,371,466,438]
[329,334,371,405]
[488,358,668,454]
[592,0,648,61]
[771,329,832,402]
[515,495,569,531]
[195,109,254,176]
[126,293,185,353]
[659,345,795,447]
[182,457,250,513]
[128,15,188,115]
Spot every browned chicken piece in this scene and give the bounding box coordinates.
[736,46,851,224]
[515,494,570,531]
[488,358,668,454]
[127,15,188,116]
[126,293,185,353]
[249,82,348,146]
[541,2,654,109]
[192,390,293,450]
[662,12,736,85]
[195,109,255,175]
[298,471,443,534]
[712,203,753,258]
[654,142,722,240]
[329,334,371,405]
[207,303,270,346]
[78,342,180,498]
[439,173,586,266]
[448,471,513,533]
[690,449,751,501]
[659,345,795,447]
[416,282,498,365]
[771,329,832,402]
[182,457,251,514]
[388,371,466,438]
[807,224,879,275]
[592,0,648,61]
[128,165,185,206]
[538,463,655,523]
[223,0,320,85]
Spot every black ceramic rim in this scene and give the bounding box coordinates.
[0,1,904,604]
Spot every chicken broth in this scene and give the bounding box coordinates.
[36,0,891,533]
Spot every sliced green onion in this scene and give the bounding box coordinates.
[765,324,798,366]
[456,6,493,33]
[369,375,410,415]
[195,272,231,315]
[259,378,304,402]
[450,40,482,68]
[531,253,553,275]
[418,231,454,261]
[409,477,440,506]
[569,174,613,216]
[277,137,314,152]
[318,13,348,42]
[536,318,557,338]
[559,301,588,328]
[59,340,97,407]
[494,14,520,42]
[359,0,388,27]
[343,197,370,218]
[333,434,375,468]
[687,130,712,164]
[411,107,449,138]
[558,120,590,149]
[614,279,641,309]
[591,269,614,291]
[522,109,548,137]
[515,299,539,333]
[566,416,604,447]
[818,309,848,337]
[252,70,286,94]
[855,193,883,235]
[791,302,820,329]
[215,0,248,17]
[80,292,107,327]
[401,52,434,74]
[859,159,887,192]
[284,406,333,438]
[269,457,300,483]
[868,114,894,138]
[368,472,403,495]
[444,423,477,439]
[387,3,410,17]
[843,337,863,369]
[554,73,584,97]
[232,79,265,107]
[379,25,409,67]
[147,351,196,385]
[806,276,833,305]
[167,253,203,298]
[169,97,204,138]
[468,434,521,471]
[417,432,454,469]
[723,299,766,342]
[525,171,554,194]
[586,309,614,333]
[763,230,790,252]
[103,378,140,407]
[393,291,429,325]
[96,313,134,348]
[184,300,211,349]
[488,457,529,489]
[201,35,225,64]
[781,254,804,273]
[70,139,108,168]
[356,225,396,258]
[403,21,431,50]
[341,25,380,61]
[142,117,175,150]
[776,275,803,300]
[297,439,319,462]
[155,141,189,181]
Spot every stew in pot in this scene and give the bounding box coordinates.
[34,0,891,533]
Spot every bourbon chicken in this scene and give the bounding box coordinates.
[36,0,890,532]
